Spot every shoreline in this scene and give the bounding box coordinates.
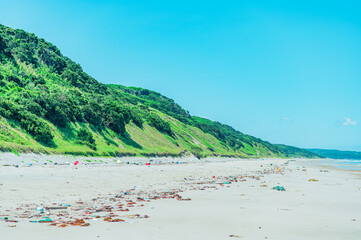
[297,158,361,173]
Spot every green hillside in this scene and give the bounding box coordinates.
[0,24,317,158]
[276,144,321,158]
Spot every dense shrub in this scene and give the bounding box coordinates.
[129,107,143,128]
[147,112,173,136]
[0,100,53,143]
[77,127,96,150]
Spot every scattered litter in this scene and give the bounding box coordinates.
[104,217,125,222]
[1,162,288,228]
[36,207,44,213]
[64,218,90,227]
[4,217,18,223]
[30,217,53,223]
[45,206,68,210]
[308,178,318,182]
[229,234,241,238]
[272,186,286,191]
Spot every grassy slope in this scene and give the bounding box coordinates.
[0,109,284,158]
[275,144,321,158]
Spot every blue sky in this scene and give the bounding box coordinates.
[1,0,360,150]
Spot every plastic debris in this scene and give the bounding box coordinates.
[272,186,286,191]
[30,217,53,223]
[36,207,44,213]
[229,235,241,238]
[308,178,318,182]
[1,163,288,228]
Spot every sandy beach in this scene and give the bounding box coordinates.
[1,155,360,240]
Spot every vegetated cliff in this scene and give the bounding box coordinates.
[0,24,319,159]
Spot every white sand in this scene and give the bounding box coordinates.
[0,155,360,240]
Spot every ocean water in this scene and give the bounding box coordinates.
[319,159,361,171]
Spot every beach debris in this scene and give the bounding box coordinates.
[36,207,44,213]
[4,217,18,223]
[42,218,53,223]
[8,224,16,227]
[1,163,285,229]
[272,186,286,191]
[46,206,68,210]
[74,161,79,166]
[308,178,318,182]
[31,217,53,223]
[229,234,241,238]
[104,217,125,222]
[65,218,90,227]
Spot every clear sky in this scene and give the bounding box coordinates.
[1,0,360,151]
